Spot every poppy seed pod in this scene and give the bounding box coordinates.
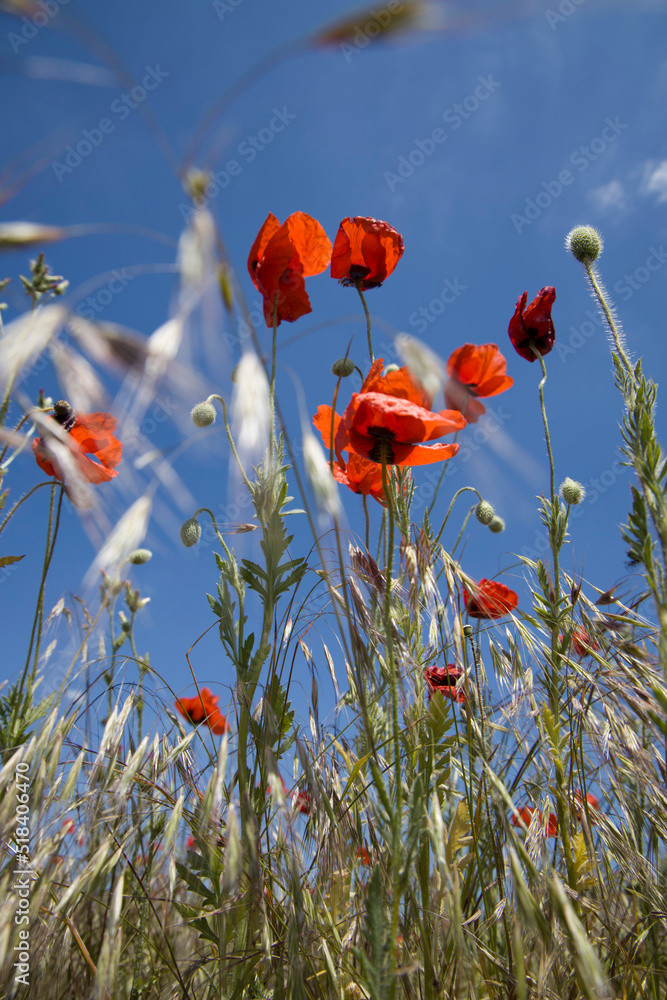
[180,517,202,547]
[476,500,495,525]
[566,226,603,265]
[191,400,217,427]
[331,358,355,378]
[560,477,586,505]
[489,516,505,534]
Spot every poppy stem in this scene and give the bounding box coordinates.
[270,296,279,459]
[583,262,633,376]
[355,283,374,363]
[381,457,402,1000]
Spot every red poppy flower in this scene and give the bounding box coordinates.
[464,579,518,619]
[511,807,558,837]
[33,403,122,484]
[444,343,514,423]
[567,626,599,658]
[330,216,404,290]
[313,403,388,502]
[574,790,600,820]
[356,845,371,866]
[424,664,465,703]
[294,790,311,815]
[248,212,331,326]
[186,835,196,849]
[175,688,230,735]
[508,286,556,362]
[334,359,466,467]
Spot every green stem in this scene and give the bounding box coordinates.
[584,262,633,376]
[356,284,374,363]
[381,457,401,1000]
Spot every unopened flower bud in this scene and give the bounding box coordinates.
[476,500,495,525]
[463,624,474,638]
[566,226,603,265]
[560,477,585,505]
[191,400,216,427]
[331,358,355,378]
[384,364,400,374]
[489,516,505,534]
[180,518,201,547]
[128,548,152,565]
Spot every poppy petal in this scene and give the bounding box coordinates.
[283,212,332,276]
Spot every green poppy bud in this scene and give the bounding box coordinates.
[128,548,152,565]
[489,516,505,534]
[191,400,217,427]
[560,477,585,505]
[476,500,495,525]
[180,518,202,547]
[331,358,355,378]
[566,226,603,265]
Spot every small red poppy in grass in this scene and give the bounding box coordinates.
[574,790,600,821]
[444,343,514,423]
[334,359,466,468]
[33,400,122,484]
[175,688,230,735]
[424,664,465,703]
[330,216,404,290]
[356,845,371,866]
[62,819,76,835]
[464,579,518,619]
[508,286,556,362]
[294,790,311,815]
[511,807,558,837]
[186,835,196,849]
[564,626,599,658]
[247,211,331,326]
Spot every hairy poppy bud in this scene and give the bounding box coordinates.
[463,624,474,638]
[331,358,355,378]
[489,516,505,534]
[566,226,603,264]
[180,517,201,547]
[560,477,585,505]
[128,548,152,564]
[476,500,495,525]
[384,363,400,374]
[191,400,217,427]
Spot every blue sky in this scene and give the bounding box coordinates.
[1,0,666,733]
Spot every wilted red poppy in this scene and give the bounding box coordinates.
[424,664,465,703]
[33,401,122,484]
[511,807,558,837]
[313,403,388,502]
[334,359,466,467]
[294,790,311,815]
[248,212,331,326]
[330,216,404,290]
[444,343,514,423]
[508,286,556,362]
[464,579,518,619]
[175,688,230,735]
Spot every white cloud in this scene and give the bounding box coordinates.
[641,159,667,203]
[588,179,626,211]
